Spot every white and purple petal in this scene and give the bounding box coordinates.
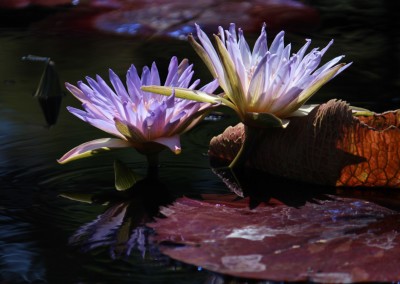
[58,138,131,164]
[191,23,350,125]
[62,56,218,162]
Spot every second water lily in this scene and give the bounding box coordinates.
[144,23,351,128]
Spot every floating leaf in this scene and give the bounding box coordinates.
[149,195,400,282]
[87,1,320,38]
[209,99,400,188]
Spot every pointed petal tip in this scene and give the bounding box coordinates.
[195,23,202,32]
[336,62,352,75]
[108,68,117,76]
[154,136,181,154]
[65,82,79,92]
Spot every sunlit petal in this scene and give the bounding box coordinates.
[62,57,219,161]
[141,85,220,104]
[186,23,350,127]
[282,63,346,116]
[153,135,181,154]
[289,104,319,116]
[58,138,131,164]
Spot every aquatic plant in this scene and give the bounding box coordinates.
[58,56,219,171]
[144,23,351,128]
[143,23,351,168]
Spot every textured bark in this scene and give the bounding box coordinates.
[209,100,400,188]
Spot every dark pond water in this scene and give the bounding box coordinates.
[0,1,399,283]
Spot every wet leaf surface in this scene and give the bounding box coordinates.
[149,195,400,282]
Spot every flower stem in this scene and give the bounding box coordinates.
[228,125,259,169]
[146,152,160,178]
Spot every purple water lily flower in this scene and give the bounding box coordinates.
[187,23,351,127]
[58,56,219,164]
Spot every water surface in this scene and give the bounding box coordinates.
[0,2,399,283]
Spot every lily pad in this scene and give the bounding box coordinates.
[209,100,400,188]
[25,0,318,38]
[92,1,319,38]
[149,195,400,282]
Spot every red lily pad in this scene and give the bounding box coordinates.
[27,0,319,38]
[92,0,319,38]
[149,195,400,282]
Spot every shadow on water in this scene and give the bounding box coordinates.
[211,167,337,210]
[211,166,400,214]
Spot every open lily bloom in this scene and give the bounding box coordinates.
[58,56,219,164]
[193,23,352,126]
[143,23,351,127]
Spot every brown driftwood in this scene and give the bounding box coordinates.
[209,99,400,188]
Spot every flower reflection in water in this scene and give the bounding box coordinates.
[67,177,174,259]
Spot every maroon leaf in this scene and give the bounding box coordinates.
[92,0,319,38]
[26,0,319,38]
[149,195,400,282]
